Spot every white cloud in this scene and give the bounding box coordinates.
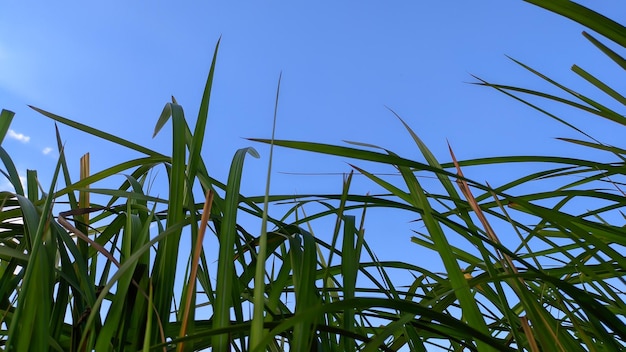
[7,129,30,143]
[42,147,53,155]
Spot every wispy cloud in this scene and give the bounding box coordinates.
[7,129,30,143]
[42,147,53,155]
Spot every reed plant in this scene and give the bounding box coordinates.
[0,1,624,351]
[251,1,626,350]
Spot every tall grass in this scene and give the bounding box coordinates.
[0,0,624,351]
[252,1,626,350]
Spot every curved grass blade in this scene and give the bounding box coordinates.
[524,0,626,47]
[0,147,24,196]
[251,72,281,350]
[582,31,626,70]
[178,190,214,352]
[394,160,496,351]
[571,64,626,105]
[0,109,15,145]
[7,151,63,350]
[30,105,165,158]
[341,215,357,352]
[213,147,259,351]
[186,38,221,193]
[152,101,188,341]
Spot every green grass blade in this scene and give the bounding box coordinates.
[506,56,626,126]
[249,139,481,186]
[7,152,64,350]
[30,105,165,158]
[213,147,258,351]
[571,64,626,105]
[557,137,626,156]
[473,76,597,139]
[394,162,496,352]
[289,228,319,351]
[524,0,626,47]
[0,146,24,196]
[0,109,15,145]
[251,72,281,350]
[152,102,188,341]
[582,31,626,70]
[186,38,220,192]
[341,215,357,352]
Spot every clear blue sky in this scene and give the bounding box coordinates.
[1,2,624,267]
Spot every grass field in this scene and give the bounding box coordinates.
[0,1,624,351]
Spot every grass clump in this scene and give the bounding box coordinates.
[0,1,624,351]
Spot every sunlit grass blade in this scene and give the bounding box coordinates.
[571,64,626,105]
[0,147,24,196]
[178,190,213,352]
[341,215,357,352]
[288,225,319,351]
[7,149,64,350]
[0,109,15,145]
[251,72,281,350]
[78,221,187,349]
[250,139,485,188]
[389,108,486,236]
[213,146,259,351]
[582,31,626,70]
[186,38,220,193]
[394,161,496,351]
[472,76,597,140]
[50,156,169,200]
[448,147,574,350]
[505,56,626,125]
[557,137,626,156]
[144,280,155,352]
[152,101,188,342]
[524,0,626,47]
[30,105,165,158]
[257,297,515,351]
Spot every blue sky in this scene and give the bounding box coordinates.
[1,2,625,267]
